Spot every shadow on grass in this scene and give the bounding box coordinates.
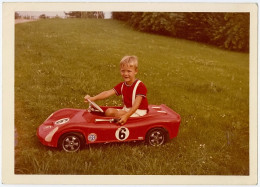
[37,139,176,153]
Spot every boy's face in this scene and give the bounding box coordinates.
[120,64,138,84]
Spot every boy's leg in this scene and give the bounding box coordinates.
[115,110,127,118]
[104,108,117,117]
[105,108,127,117]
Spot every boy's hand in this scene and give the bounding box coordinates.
[84,95,92,103]
[118,114,130,125]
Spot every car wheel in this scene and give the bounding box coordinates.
[146,128,167,146]
[58,132,85,152]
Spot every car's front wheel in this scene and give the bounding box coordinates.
[58,132,85,152]
[145,128,168,146]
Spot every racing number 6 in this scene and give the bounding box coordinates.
[119,128,126,140]
[115,127,129,141]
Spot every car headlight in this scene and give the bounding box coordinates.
[54,118,70,125]
[45,127,59,142]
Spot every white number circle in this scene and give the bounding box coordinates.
[115,127,129,141]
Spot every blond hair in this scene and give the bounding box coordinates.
[120,56,138,69]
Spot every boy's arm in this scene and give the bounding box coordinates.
[118,96,143,125]
[84,89,116,102]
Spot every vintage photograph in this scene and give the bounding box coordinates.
[2,2,258,185]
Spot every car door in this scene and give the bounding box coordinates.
[88,115,148,143]
[108,117,147,142]
[85,117,114,143]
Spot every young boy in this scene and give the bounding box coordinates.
[84,55,148,125]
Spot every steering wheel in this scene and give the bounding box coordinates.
[87,99,104,113]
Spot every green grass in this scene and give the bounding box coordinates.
[15,18,249,175]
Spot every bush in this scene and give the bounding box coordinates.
[112,12,249,52]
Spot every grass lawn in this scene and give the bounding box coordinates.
[15,18,249,175]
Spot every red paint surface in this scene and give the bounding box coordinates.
[37,104,181,148]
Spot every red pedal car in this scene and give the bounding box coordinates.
[37,100,181,152]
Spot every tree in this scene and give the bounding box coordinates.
[39,14,47,19]
[112,12,132,21]
[64,11,104,19]
[15,12,21,19]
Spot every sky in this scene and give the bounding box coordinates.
[16,11,112,19]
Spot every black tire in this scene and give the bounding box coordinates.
[58,132,85,152]
[145,128,168,146]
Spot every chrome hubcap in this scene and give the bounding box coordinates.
[149,131,164,146]
[62,136,80,152]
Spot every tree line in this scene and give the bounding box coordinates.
[64,12,104,19]
[15,11,105,20]
[112,12,249,52]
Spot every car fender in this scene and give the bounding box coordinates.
[52,127,87,147]
[145,124,170,138]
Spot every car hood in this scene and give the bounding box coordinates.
[43,108,86,126]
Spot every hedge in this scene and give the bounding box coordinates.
[112,12,249,52]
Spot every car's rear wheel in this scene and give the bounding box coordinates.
[58,132,85,152]
[145,128,168,146]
